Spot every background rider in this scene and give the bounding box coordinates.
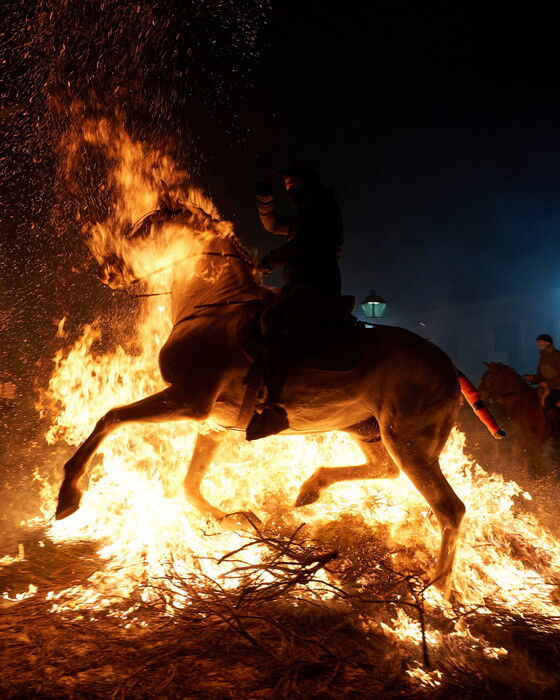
[523,333,560,410]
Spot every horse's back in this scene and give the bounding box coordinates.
[284,323,460,433]
[303,322,457,377]
[357,325,460,411]
[358,325,458,386]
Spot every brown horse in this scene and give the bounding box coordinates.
[56,198,469,593]
[478,362,560,476]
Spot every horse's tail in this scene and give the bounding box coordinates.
[457,369,506,439]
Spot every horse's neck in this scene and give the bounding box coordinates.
[494,369,542,418]
[171,237,261,325]
[506,370,526,391]
[504,388,549,437]
[490,367,524,393]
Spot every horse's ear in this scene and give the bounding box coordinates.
[483,361,491,367]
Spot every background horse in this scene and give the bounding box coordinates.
[56,198,471,594]
[478,362,560,477]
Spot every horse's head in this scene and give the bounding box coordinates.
[94,182,260,309]
[97,252,138,290]
[479,362,527,402]
[96,184,202,291]
[125,184,184,240]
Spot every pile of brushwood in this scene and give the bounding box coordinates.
[2,521,560,699]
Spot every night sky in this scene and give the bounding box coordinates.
[213,2,560,317]
[2,0,560,398]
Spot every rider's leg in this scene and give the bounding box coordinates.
[259,285,318,402]
[245,292,295,440]
[262,327,288,405]
[543,390,560,439]
[246,286,329,440]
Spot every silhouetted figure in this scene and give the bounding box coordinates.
[246,160,343,441]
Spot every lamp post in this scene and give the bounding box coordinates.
[361,290,387,319]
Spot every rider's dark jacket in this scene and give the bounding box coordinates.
[534,345,560,391]
[257,183,343,295]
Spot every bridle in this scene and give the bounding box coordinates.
[480,369,533,402]
[106,202,263,315]
[485,388,532,401]
[124,251,247,298]
[115,245,263,319]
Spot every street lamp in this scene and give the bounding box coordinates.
[361,290,387,319]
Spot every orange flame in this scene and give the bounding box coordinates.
[6,122,560,667]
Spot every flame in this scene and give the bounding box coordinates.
[5,122,560,664]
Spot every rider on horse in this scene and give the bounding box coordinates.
[246,160,344,441]
[523,334,560,434]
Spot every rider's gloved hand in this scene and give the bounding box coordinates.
[258,254,275,275]
[256,181,274,198]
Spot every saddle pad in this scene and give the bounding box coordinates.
[298,320,366,372]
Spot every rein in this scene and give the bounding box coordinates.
[172,298,263,330]
[195,299,262,309]
[485,388,531,401]
[481,379,533,402]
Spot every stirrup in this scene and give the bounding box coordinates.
[257,400,286,411]
[246,403,289,441]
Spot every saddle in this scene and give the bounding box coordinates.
[238,294,358,362]
[236,294,365,429]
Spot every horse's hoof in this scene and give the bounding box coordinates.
[429,570,454,600]
[219,510,262,531]
[294,489,321,507]
[55,485,82,520]
[295,476,322,507]
[55,503,81,520]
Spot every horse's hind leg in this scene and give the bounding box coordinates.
[383,433,465,595]
[183,431,262,530]
[402,459,465,593]
[56,387,193,520]
[295,438,400,507]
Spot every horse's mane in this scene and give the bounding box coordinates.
[227,230,258,269]
[485,361,524,379]
[173,196,258,270]
[482,362,532,392]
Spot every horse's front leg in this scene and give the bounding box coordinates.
[184,431,261,530]
[183,430,226,521]
[295,438,400,506]
[56,387,194,520]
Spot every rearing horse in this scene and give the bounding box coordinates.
[56,199,468,593]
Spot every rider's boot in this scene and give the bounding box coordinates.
[246,333,290,441]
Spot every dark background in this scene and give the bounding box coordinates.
[207,1,560,318]
[2,0,560,422]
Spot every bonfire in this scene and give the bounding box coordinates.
[3,124,560,699]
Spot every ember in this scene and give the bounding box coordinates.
[3,122,560,698]
[3,2,560,695]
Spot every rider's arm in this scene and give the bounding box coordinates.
[524,364,544,383]
[549,350,560,378]
[260,241,291,272]
[256,187,295,236]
